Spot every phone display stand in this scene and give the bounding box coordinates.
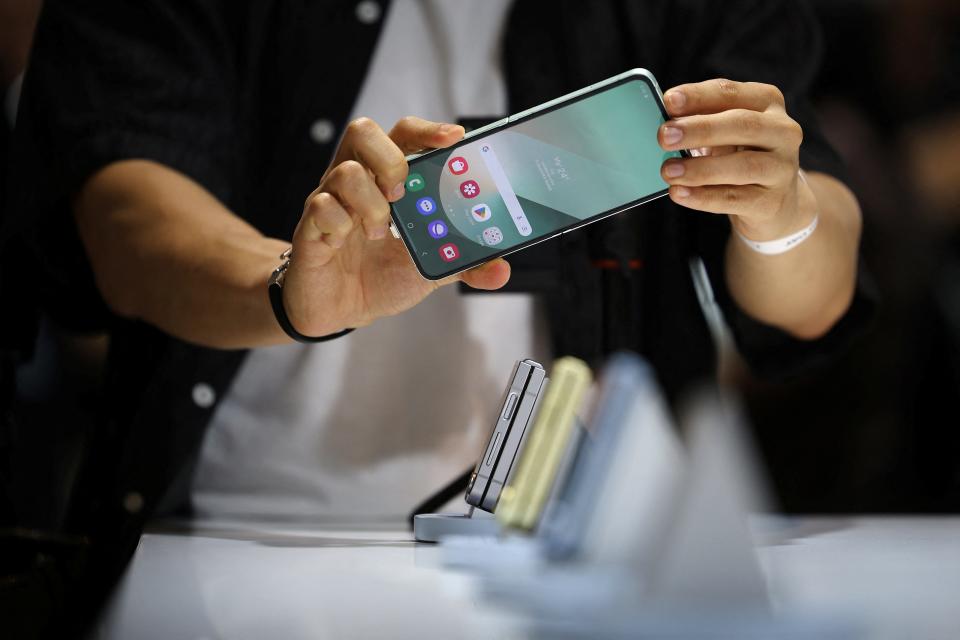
[414,506,500,543]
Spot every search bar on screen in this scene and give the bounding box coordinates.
[479,143,532,237]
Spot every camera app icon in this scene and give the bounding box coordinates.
[439,243,460,262]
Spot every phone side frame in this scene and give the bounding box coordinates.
[389,68,685,281]
[465,359,529,507]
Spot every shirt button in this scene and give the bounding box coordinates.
[123,491,144,514]
[355,1,382,24]
[192,382,216,409]
[310,118,336,145]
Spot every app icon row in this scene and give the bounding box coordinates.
[403,154,506,265]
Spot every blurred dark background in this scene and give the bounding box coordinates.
[743,0,960,513]
[1,0,958,533]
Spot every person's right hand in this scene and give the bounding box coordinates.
[281,116,511,337]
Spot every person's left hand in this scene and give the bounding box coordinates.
[658,78,818,241]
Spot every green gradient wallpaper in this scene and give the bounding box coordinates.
[392,75,679,279]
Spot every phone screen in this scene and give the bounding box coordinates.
[391,72,679,280]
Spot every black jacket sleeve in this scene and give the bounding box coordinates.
[691,0,875,378]
[7,0,239,328]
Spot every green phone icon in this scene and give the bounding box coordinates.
[406,173,425,192]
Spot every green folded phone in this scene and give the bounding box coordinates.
[496,356,593,531]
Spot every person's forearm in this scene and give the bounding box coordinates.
[75,160,294,349]
[74,120,509,350]
[723,171,862,340]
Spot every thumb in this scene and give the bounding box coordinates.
[388,116,465,154]
[437,258,511,291]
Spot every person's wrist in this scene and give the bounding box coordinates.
[280,279,312,337]
[280,279,348,338]
[269,248,350,343]
[729,175,818,243]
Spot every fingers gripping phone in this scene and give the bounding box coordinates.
[465,359,548,512]
[389,68,682,280]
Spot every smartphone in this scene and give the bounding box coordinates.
[465,359,548,512]
[496,357,593,532]
[389,68,682,280]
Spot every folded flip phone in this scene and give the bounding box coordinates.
[538,352,657,559]
[496,356,593,531]
[465,359,548,512]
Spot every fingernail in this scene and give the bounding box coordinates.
[674,186,691,198]
[664,162,685,178]
[369,226,387,240]
[390,183,405,199]
[666,90,686,110]
[662,126,683,146]
[439,124,462,136]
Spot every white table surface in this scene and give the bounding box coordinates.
[93,517,960,640]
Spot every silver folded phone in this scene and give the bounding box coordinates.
[465,359,548,512]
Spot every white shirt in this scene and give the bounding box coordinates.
[191,0,552,521]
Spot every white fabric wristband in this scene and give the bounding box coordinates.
[734,212,819,255]
[734,169,818,255]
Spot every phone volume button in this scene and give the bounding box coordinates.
[486,432,502,466]
[501,392,519,420]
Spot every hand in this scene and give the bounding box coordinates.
[282,116,510,337]
[658,78,818,242]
